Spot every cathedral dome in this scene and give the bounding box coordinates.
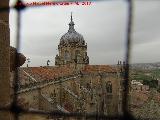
[60,29,85,45]
[60,13,85,45]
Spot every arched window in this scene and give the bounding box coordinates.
[64,50,70,61]
[106,81,112,93]
[75,50,80,59]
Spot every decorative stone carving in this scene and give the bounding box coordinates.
[84,56,89,64]
[55,13,89,68]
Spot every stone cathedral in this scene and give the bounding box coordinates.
[10,14,124,119]
[55,13,89,70]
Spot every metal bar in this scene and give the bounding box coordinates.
[123,0,134,119]
[0,0,136,119]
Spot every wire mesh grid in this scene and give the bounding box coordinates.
[0,0,137,119]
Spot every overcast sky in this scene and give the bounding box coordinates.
[9,0,160,67]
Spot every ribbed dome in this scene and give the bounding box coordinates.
[60,13,85,45]
[60,29,85,45]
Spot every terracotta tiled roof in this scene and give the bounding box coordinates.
[131,91,149,107]
[19,66,75,83]
[18,65,118,85]
[83,65,117,73]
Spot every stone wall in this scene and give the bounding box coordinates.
[17,72,122,116]
[0,0,11,119]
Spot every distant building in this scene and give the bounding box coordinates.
[131,80,149,91]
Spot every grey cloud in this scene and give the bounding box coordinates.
[10,0,160,66]
[132,1,160,45]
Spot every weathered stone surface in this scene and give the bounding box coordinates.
[55,14,89,70]
[10,46,26,71]
[0,0,11,119]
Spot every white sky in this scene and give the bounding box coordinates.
[9,0,160,67]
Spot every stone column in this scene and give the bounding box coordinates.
[0,0,11,119]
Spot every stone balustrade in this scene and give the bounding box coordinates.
[17,73,81,94]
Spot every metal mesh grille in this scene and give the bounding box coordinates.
[0,0,137,119]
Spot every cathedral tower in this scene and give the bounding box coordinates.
[55,13,89,70]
